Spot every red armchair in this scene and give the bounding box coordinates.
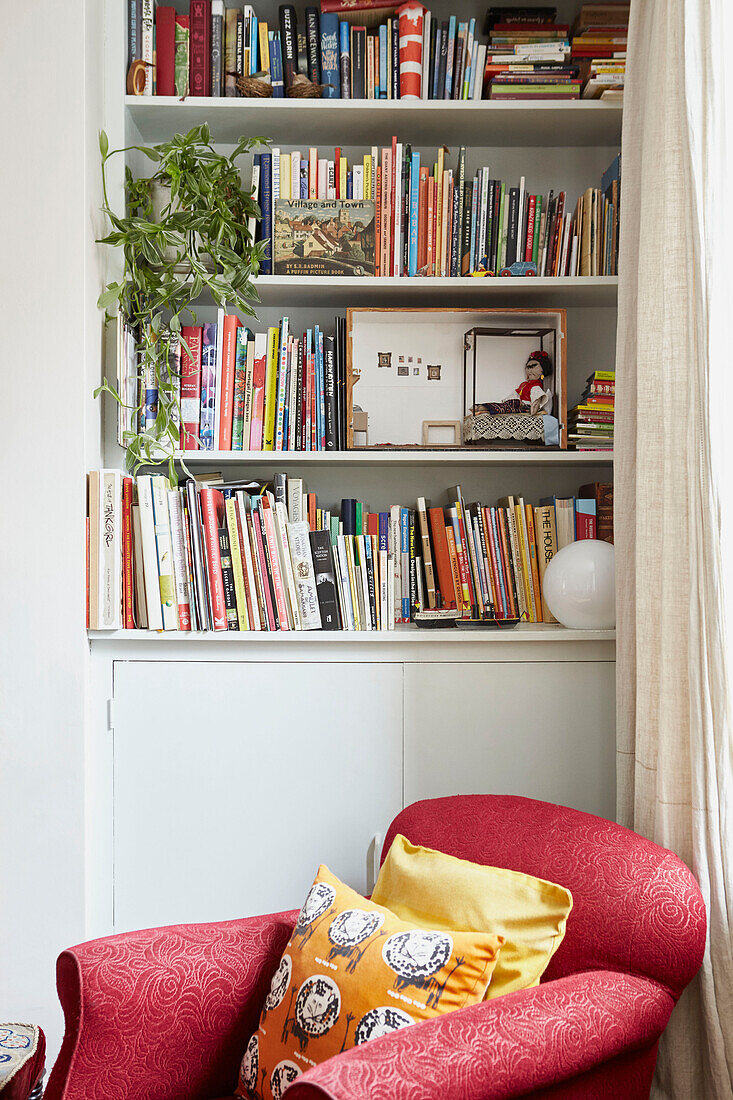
[46,795,706,1100]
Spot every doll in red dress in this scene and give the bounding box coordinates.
[472,350,553,416]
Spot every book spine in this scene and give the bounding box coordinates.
[444,525,465,614]
[151,476,178,630]
[199,487,228,630]
[140,0,154,94]
[305,7,321,82]
[233,496,258,628]
[320,13,341,97]
[155,6,177,96]
[352,26,366,99]
[279,4,298,90]
[251,506,276,629]
[339,21,352,97]
[287,520,322,628]
[398,2,424,100]
[167,489,192,629]
[189,0,211,97]
[260,497,291,628]
[121,477,135,628]
[391,17,400,98]
[210,1,223,96]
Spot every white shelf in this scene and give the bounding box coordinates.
[89,624,616,643]
[126,97,623,148]
[168,449,613,468]
[251,275,618,309]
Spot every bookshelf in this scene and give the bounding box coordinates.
[126,96,624,146]
[164,448,613,467]
[88,0,620,937]
[251,274,619,308]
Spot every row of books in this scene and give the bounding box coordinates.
[482,3,628,101]
[568,369,614,450]
[87,470,613,631]
[129,1,513,102]
[117,314,348,452]
[257,143,621,278]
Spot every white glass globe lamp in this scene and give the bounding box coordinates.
[542,540,615,629]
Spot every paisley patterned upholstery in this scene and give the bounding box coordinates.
[46,796,706,1100]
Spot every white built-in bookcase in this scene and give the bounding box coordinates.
[86,0,618,937]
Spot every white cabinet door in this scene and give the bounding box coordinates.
[112,661,403,932]
[404,662,615,819]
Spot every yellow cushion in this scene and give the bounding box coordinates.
[236,864,504,1100]
[371,834,573,1000]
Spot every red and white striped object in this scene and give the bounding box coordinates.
[397,2,425,99]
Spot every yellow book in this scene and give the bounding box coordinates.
[524,503,543,623]
[339,156,348,200]
[263,326,279,450]
[364,154,372,200]
[345,535,362,630]
[259,22,270,73]
[280,153,291,207]
[514,501,536,622]
[225,497,249,629]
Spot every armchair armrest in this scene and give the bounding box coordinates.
[287,970,675,1100]
[46,910,297,1100]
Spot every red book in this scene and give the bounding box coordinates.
[367,513,379,538]
[575,506,597,541]
[334,147,342,199]
[189,0,211,97]
[428,507,457,609]
[218,314,242,450]
[307,493,317,532]
[525,193,536,260]
[198,486,228,630]
[155,6,176,95]
[122,478,135,628]
[180,325,202,450]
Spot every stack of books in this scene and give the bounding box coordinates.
[484,6,580,101]
[87,472,613,631]
[117,314,348,452]
[572,2,628,101]
[256,142,622,278]
[567,370,614,450]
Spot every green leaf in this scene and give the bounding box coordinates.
[139,145,161,161]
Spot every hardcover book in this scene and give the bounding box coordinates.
[273,199,376,275]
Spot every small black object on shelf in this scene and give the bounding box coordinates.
[456,617,521,630]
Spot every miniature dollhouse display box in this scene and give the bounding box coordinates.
[346,308,567,449]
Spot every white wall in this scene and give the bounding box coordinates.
[0,0,102,1061]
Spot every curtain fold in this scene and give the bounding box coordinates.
[616,1,733,1097]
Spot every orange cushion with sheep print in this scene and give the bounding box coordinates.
[236,864,504,1100]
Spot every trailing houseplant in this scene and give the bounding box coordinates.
[96,123,267,480]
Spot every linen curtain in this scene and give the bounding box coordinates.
[616,1,733,1097]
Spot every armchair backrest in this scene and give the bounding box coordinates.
[382,795,706,1000]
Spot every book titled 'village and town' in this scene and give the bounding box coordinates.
[273,199,376,276]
